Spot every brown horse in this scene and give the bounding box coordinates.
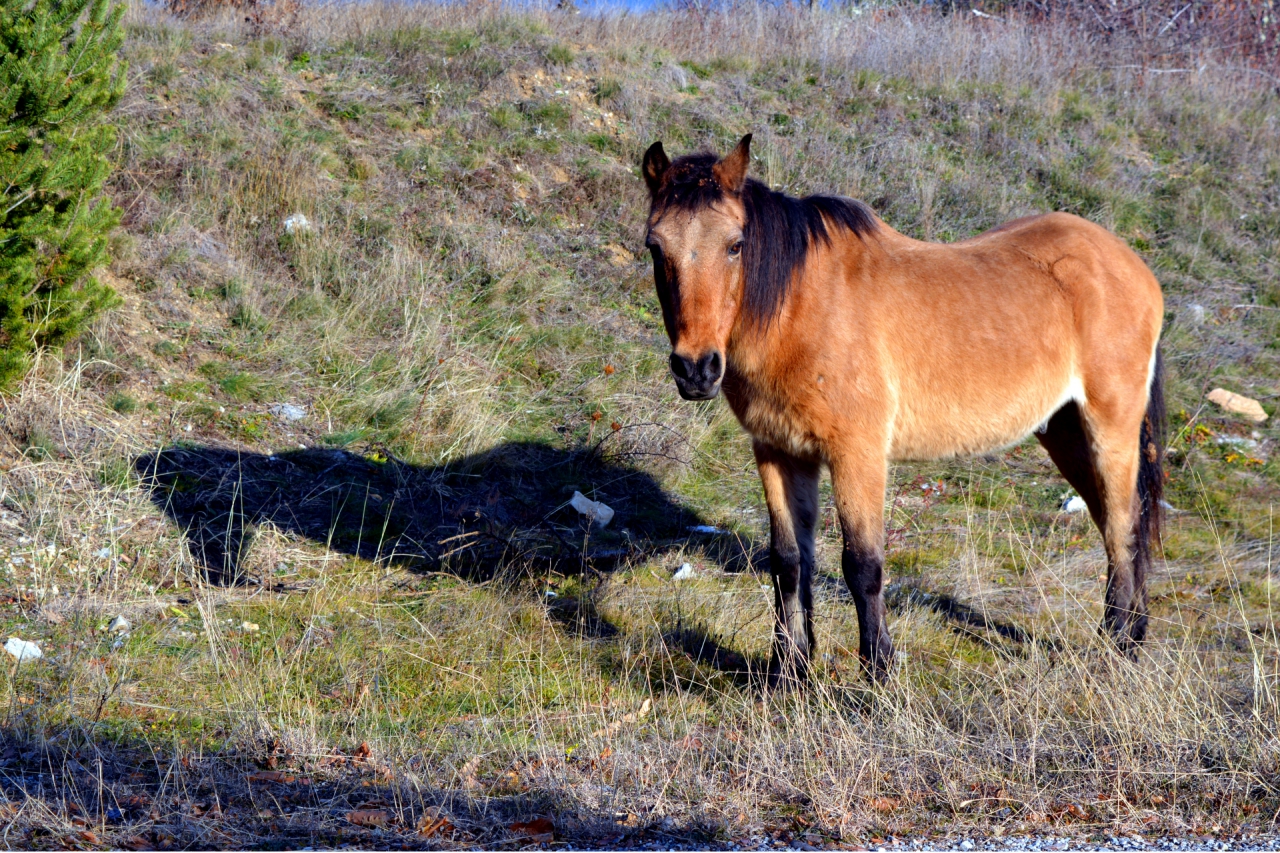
[641,134,1165,683]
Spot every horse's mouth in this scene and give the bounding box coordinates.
[675,379,721,400]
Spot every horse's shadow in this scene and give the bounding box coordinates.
[133,441,752,585]
[135,440,775,685]
[133,441,1043,683]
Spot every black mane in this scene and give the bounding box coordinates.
[654,153,878,328]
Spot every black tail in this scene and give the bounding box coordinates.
[1136,346,1165,570]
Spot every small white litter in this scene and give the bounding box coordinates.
[270,403,307,423]
[1186,303,1206,325]
[672,563,696,581]
[93,548,111,559]
[687,525,725,535]
[108,616,130,633]
[241,621,260,633]
[569,491,614,527]
[283,213,313,235]
[4,637,42,663]
[1063,495,1088,513]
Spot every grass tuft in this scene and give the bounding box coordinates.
[1,0,1279,847]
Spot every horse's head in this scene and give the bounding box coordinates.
[641,134,752,401]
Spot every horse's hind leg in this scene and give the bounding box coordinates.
[754,442,820,687]
[1036,402,1105,527]
[1091,420,1148,651]
[1037,401,1146,652]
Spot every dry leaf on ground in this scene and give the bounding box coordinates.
[347,808,391,828]
[869,796,898,812]
[417,807,454,838]
[510,817,555,843]
[458,755,482,789]
[588,697,651,738]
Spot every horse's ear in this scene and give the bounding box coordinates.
[642,141,670,197]
[713,133,752,193]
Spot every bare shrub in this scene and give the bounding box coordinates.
[988,0,1280,75]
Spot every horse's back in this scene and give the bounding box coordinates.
[868,212,1161,460]
[916,211,1161,356]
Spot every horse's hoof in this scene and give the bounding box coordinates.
[860,636,896,683]
[1101,613,1147,658]
[766,657,809,692]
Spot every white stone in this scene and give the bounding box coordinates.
[1208,388,1268,423]
[108,615,130,633]
[4,637,42,663]
[283,213,312,234]
[270,403,307,422]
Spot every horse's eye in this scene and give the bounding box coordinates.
[728,240,743,257]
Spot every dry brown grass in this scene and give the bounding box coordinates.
[0,0,1279,848]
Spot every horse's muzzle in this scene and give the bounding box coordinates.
[670,350,723,400]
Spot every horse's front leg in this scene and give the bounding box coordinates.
[753,441,820,688]
[829,450,894,682]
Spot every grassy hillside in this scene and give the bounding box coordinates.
[2,1,1280,847]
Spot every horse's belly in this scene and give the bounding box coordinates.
[888,373,1082,461]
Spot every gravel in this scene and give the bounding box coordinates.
[565,834,1280,851]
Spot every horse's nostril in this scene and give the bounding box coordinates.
[703,351,723,379]
[669,352,692,379]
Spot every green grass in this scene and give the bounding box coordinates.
[0,1,1279,847]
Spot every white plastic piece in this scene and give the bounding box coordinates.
[4,637,42,663]
[672,563,696,581]
[1063,495,1088,513]
[570,491,614,527]
[687,525,724,534]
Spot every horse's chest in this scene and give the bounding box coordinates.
[725,381,820,458]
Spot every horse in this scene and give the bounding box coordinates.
[640,134,1165,684]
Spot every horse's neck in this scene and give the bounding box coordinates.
[726,320,798,395]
